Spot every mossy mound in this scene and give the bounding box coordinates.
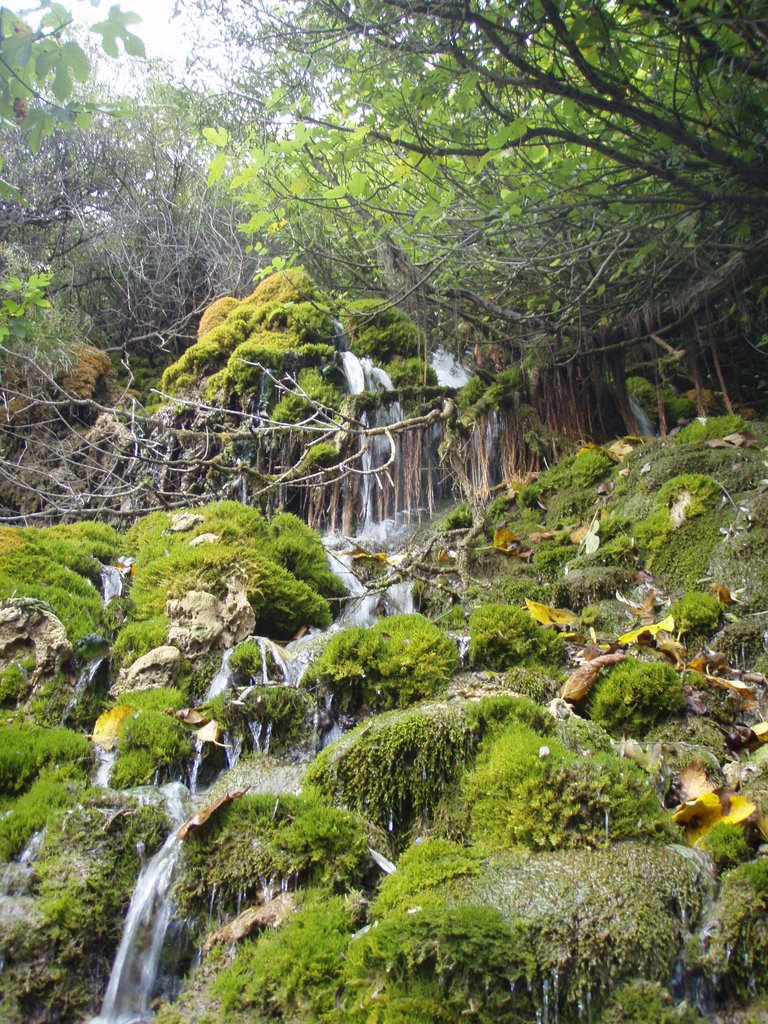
[111,707,194,788]
[343,298,419,361]
[217,685,313,754]
[302,613,458,713]
[0,521,118,644]
[121,501,344,643]
[457,720,672,851]
[305,697,551,837]
[174,791,370,925]
[468,602,564,670]
[588,657,685,738]
[0,792,168,1023]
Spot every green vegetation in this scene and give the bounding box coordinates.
[588,658,684,737]
[343,299,419,361]
[302,613,458,712]
[704,859,768,1002]
[0,723,91,796]
[669,591,722,638]
[111,708,194,788]
[468,603,563,670]
[702,822,752,873]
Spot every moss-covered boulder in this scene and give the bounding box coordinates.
[468,602,564,671]
[588,657,685,737]
[302,613,458,713]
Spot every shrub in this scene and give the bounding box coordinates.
[588,657,684,736]
[302,613,458,713]
[468,603,563,670]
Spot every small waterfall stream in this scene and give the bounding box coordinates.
[89,784,190,1024]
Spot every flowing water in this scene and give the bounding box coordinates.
[89,784,190,1024]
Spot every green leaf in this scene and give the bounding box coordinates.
[203,126,230,147]
[61,41,90,82]
[207,152,227,186]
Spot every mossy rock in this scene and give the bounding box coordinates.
[669,591,722,640]
[111,707,194,788]
[197,295,241,339]
[302,613,458,714]
[1,793,167,1023]
[217,685,313,754]
[713,612,768,671]
[336,842,705,1024]
[174,792,370,924]
[306,697,549,838]
[701,821,753,873]
[457,720,672,851]
[551,566,634,610]
[588,657,685,737]
[343,299,419,361]
[698,858,768,1003]
[599,979,702,1023]
[468,602,564,671]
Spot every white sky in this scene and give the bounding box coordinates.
[68,0,197,71]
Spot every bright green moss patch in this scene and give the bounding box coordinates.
[111,709,193,788]
[675,414,746,444]
[594,979,701,1023]
[306,697,547,837]
[460,721,671,851]
[588,657,684,737]
[669,591,722,638]
[175,792,369,921]
[702,821,752,873]
[111,615,169,668]
[372,838,484,916]
[468,603,564,670]
[302,613,458,713]
[0,723,91,796]
[0,522,117,643]
[218,685,312,753]
[385,356,437,388]
[0,775,82,860]
[214,892,356,1020]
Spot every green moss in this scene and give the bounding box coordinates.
[114,686,186,712]
[306,698,547,837]
[600,979,701,1023]
[532,540,574,579]
[503,663,562,701]
[385,356,437,388]
[714,613,768,668]
[344,299,419,361]
[302,613,458,713]
[0,659,32,706]
[272,367,342,423]
[214,892,356,1020]
[372,838,484,916]
[675,414,746,444]
[218,685,312,753]
[197,295,241,338]
[175,792,369,921]
[299,441,342,470]
[269,511,348,602]
[668,591,722,639]
[0,523,117,644]
[468,603,564,670]
[111,708,193,788]
[460,721,671,851]
[111,615,169,668]
[441,502,473,531]
[702,821,752,873]
[0,723,92,797]
[588,657,684,737]
[703,858,768,1002]
[246,267,326,306]
[0,774,82,860]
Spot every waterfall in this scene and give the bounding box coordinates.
[628,395,656,437]
[61,655,106,725]
[204,647,236,701]
[430,346,471,388]
[100,565,126,604]
[89,783,189,1024]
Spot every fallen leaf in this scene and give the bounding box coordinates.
[176,789,248,841]
[675,760,717,802]
[686,651,728,674]
[525,598,578,627]
[699,673,758,709]
[751,722,768,744]
[570,523,591,545]
[618,614,675,645]
[437,548,456,563]
[202,891,295,956]
[528,530,558,544]
[91,706,134,749]
[560,651,627,702]
[709,583,737,605]
[654,632,687,670]
[704,432,756,449]
[672,789,756,846]
[196,719,223,745]
[493,527,532,559]
[606,439,638,461]
[173,708,210,726]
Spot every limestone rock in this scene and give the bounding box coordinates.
[0,598,72,680]
[111,644,181,696]
[189,532,221,547]
[168,512,204,533]
[166,575,255,657]
[202,891,296,956]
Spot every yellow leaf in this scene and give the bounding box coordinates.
[672,789,755,846]
[654,632,686,670]
[525,598,578,627]
[91,705,134,749]
[752,722,768,744]
[618,614,675,645]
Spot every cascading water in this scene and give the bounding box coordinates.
[430,346,471,388]
[89,783,190,1024]
[61,655,106,725]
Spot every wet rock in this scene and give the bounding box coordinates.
[168,512,204,533]
[201,891,296,956]
[166,576,255,657]
[0,598,72,681]
[110,644,182,696]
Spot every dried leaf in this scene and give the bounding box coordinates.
[196,719,223,745]
[606,439,638,461]
[437,548,456,563]
[493,528,532,559]
[174,708,209,726]
[699,673,758,709]
[704,432,756,449]
[569,523,591,545]
[675,760,717,802]
[525,598,578,627]
[176,789,248,841]
[654,632,687,670]
[618,614,675,645]
[560,651,627,702]
[751,722,768,744]
[528,530,558,544]
[202,892,296,956]
[91,705,134,749]
[686,651,728,674]
[672,789,756,846]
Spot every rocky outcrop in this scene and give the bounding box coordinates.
[166,575,255,657]
[110,644,182,696]
[0,598,72,681]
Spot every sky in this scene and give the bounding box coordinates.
[68,0,198,72]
